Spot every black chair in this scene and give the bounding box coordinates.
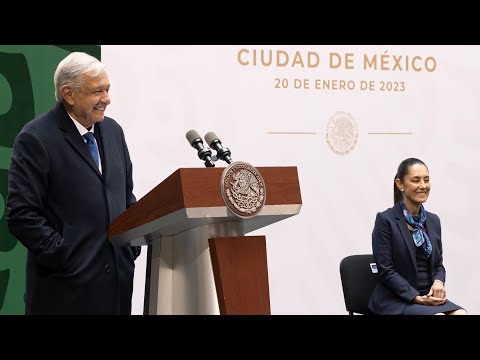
[339,254,379,315]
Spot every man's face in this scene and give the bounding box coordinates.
[70,70,110,128]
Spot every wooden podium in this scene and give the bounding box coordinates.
[109,167,302,315]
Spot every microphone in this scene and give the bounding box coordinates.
[204,131,232,164]
[186,130,215,167]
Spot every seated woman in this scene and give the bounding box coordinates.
[368,158,467,315]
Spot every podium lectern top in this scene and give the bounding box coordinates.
[108,166,302,247]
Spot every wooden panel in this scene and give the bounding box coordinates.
[257,167,302,205]
[180,166,302,207]
[209,236,270,315]
[109,169,185,239]
[180,168,224,207]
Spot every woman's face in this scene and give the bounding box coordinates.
[397,164,430,207]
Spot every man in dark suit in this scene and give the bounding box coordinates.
[6,52,140,315]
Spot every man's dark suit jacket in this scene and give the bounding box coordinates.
[368,202,445,315]
[7,102,140,315]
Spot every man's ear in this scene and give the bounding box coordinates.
[61,85,75,106]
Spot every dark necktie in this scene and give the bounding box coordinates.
[83,132,100,169]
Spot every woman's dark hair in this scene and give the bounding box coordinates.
[393,158,428,204]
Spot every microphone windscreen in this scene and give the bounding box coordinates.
[186,130,201,145]
[204,131,220,147]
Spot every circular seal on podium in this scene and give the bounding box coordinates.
[220,161,266,218]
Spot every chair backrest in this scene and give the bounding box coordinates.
[339,254,379,315]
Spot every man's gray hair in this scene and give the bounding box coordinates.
[54,52,105,103]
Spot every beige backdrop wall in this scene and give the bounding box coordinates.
[103,45,479,314]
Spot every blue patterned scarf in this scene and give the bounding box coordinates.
[401,201,432,257]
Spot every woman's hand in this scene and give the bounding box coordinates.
[429,279,446,300]
[414,293,446,306]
